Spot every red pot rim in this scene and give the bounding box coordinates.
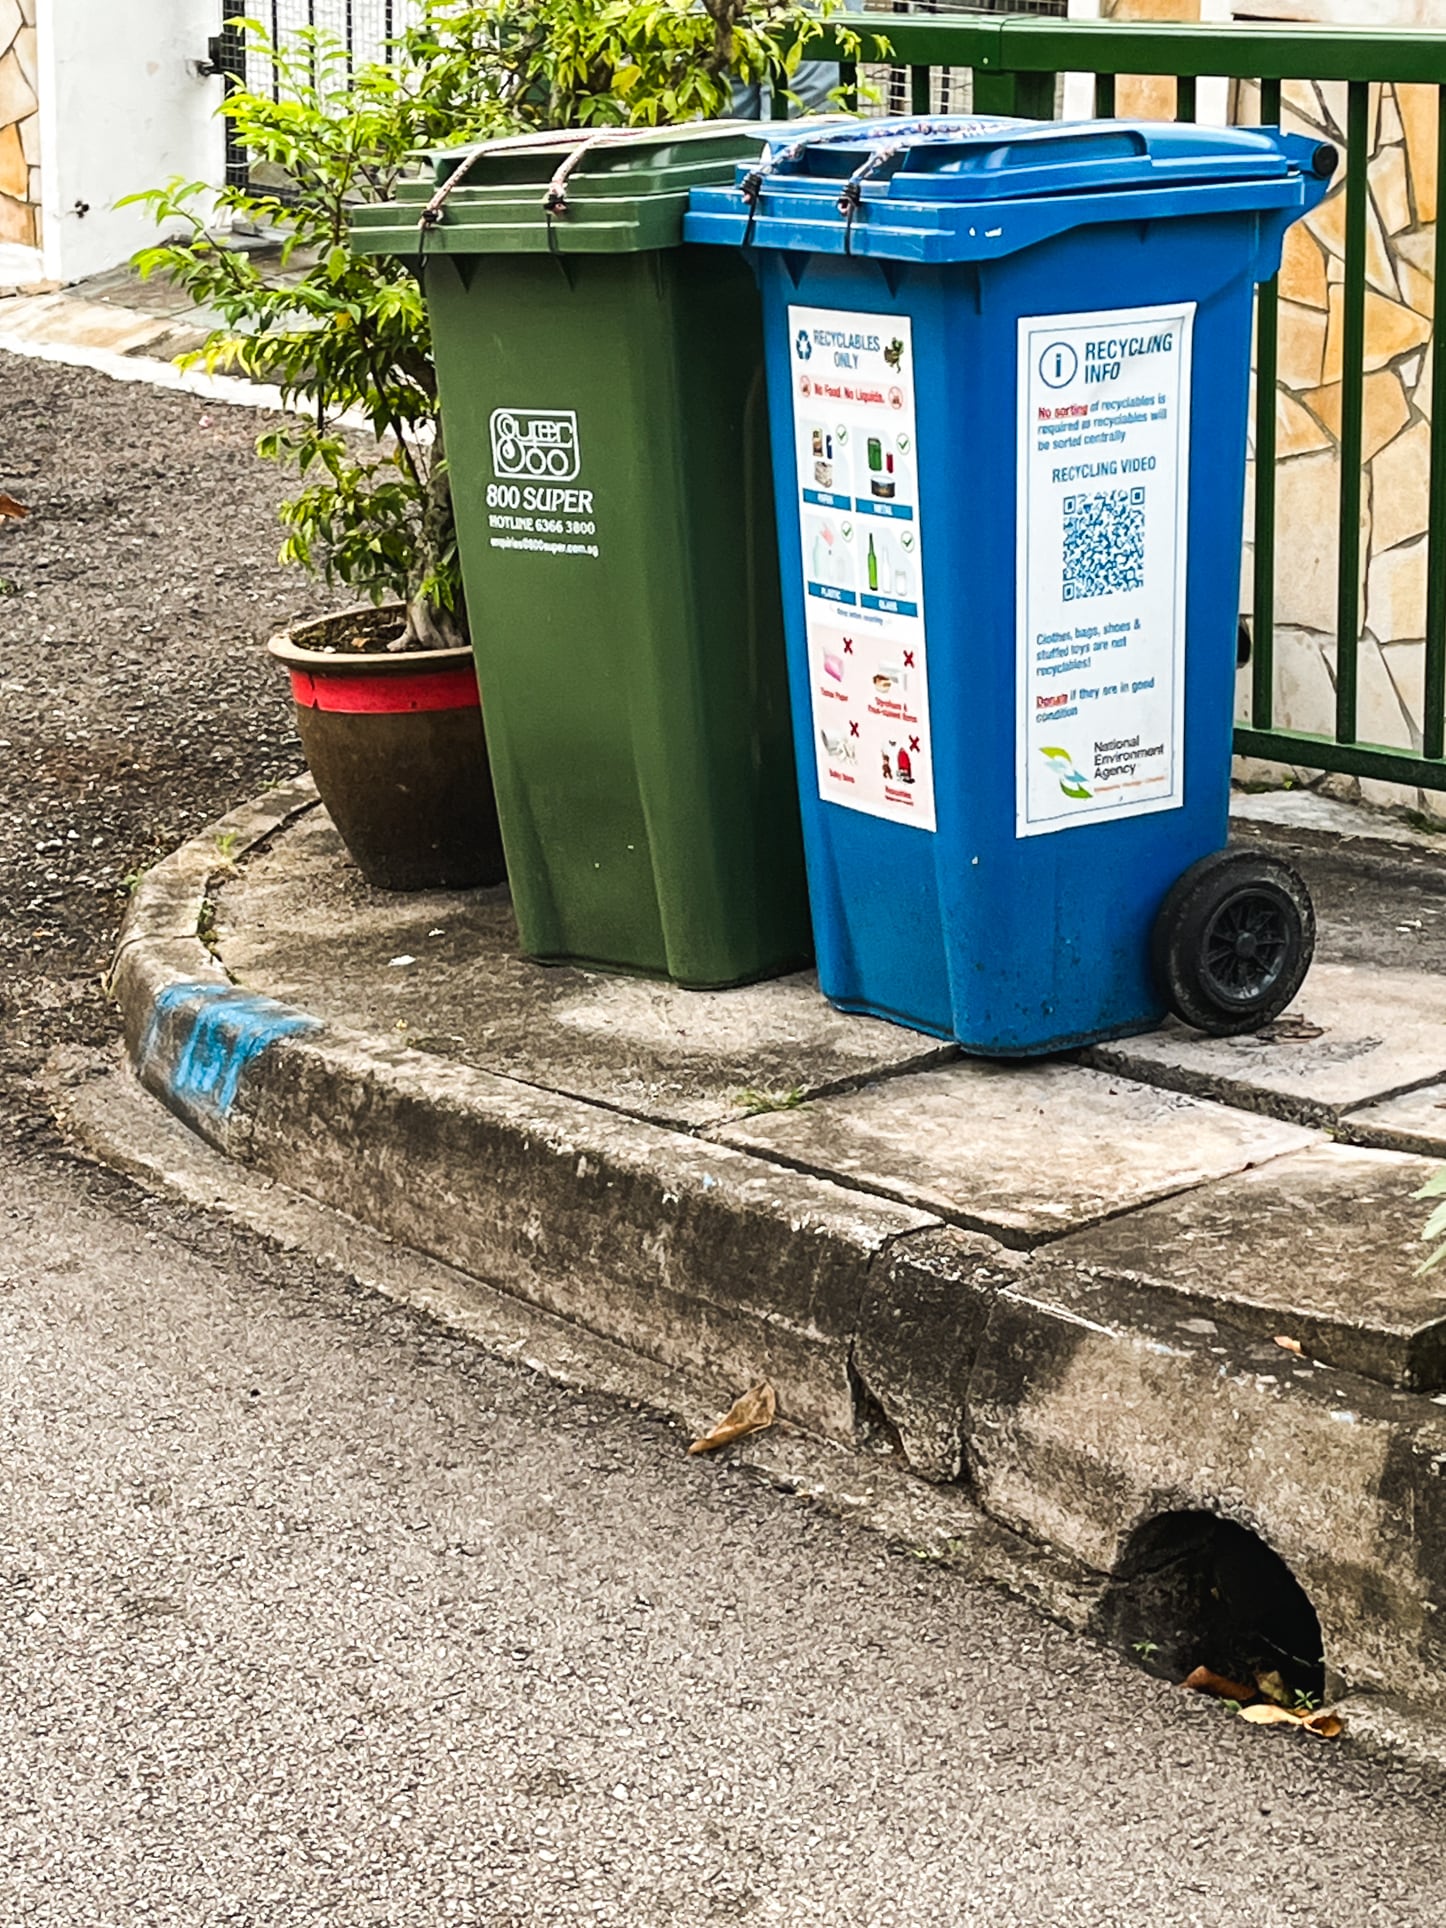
[267,634,474,677]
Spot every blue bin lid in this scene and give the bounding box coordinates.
[683,115,1336,263]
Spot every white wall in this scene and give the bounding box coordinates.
[36,0,225,283]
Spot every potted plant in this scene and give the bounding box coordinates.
[128,18,507,889]
[128,1,861,889]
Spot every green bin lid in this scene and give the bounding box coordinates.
[350,117,850,257]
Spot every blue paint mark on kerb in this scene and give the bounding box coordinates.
[141,982,320,1121]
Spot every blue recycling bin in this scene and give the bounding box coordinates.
[685,118,1333,1053]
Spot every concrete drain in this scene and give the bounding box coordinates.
[1093,1511,1326,1704]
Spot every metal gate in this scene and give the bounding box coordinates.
[864,2,1069,120]
[210,3,1072,182]
[212,3,425,188]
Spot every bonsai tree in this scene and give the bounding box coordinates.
[128,1,863,652]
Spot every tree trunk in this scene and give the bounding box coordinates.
[402,415,468,652]
[402,593,466,652]
[701,0,747,78]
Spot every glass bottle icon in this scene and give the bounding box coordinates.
[867,532,878,592]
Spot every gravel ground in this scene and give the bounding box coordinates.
[0,352,325,1136]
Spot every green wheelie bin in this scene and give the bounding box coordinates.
[351,125,822,988]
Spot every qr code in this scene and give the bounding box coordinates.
[1061,487,1146,602]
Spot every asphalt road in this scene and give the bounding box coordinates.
[2,1139,1443,1928]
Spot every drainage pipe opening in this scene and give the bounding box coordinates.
[1096,1512,1326,1704]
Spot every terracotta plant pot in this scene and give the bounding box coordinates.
[267,605,506,891]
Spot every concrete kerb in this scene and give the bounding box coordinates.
[110,789,1446,1735]
[0,312,384,435]
[112,788,944,1440]
[110,775,321,974]
[970,1262,1446,1716]
[233,1025,939,1440]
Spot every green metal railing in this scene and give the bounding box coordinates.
[816,14,1446,793]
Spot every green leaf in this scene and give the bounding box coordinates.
[123,0,848,643]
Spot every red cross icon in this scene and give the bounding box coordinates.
[903,650,915,668]
[849,721,860,737]
[910,736,920,753]
[843,637,854,654]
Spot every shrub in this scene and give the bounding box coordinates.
[127,2,862,649]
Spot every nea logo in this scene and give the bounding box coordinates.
[490,408,581,481]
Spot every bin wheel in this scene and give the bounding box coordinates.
[1151,847,1315,1037]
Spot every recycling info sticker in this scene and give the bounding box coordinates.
[1016,302,1194,838]
[788,305,936,833]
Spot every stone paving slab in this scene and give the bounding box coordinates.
[1086,960,1446,1126]
[1342,1083,1446,1159]
[1233,811,1446,977]
[0,291,180,356]
[213,809,956,1131]
[714,1058,1319,1246]
[1231,788,1446,852]
[1043,1142,1446,1391]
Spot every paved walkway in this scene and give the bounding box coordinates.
[3,1140,1444,1928]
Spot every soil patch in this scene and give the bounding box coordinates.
[0,352,331,1145]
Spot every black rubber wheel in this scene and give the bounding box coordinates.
[1151,847,1315,1037]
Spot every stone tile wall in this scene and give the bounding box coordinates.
[1096,0,1446,815]
[0,0,39,251]
[1235,71,1439,813]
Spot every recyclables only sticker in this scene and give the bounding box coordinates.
[788,305,936,833]
[1016,301,1194,838]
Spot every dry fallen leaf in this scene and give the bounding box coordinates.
[1302,1709,1345,1738]
[1181,1665,1256,1703]
[1239,1701,1343,1738]
[1255,1668,1292,1707]
[688,1381,776,1455]
[1240,1703,1300,1727]
[0,492,28,520]
[1273,1335,1304,1355]
[1259,1016,1326,1043]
